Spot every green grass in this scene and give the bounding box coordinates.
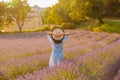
[92,19,120,33]
[76,19,120,34]
[1,19,120,34]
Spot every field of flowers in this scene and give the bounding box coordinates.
[0,30,120,80]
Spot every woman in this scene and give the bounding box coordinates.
[47,27,69,67]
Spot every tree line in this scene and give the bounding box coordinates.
[42,0,120,28]
[0,0,120,32]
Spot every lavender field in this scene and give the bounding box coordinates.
[0,30,120,80]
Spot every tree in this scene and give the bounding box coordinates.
[85,0,104,25]
[69,0,87,24]
[69,0,104,25]
[42,4,68,25]
[42,0,73,25]
[58,0,73,23]
[0,1,12,29]
[103,0,120,18]
[42,7,52,24]
[9,0,31,32]
[47,4,69,25]
[0,2,5,29]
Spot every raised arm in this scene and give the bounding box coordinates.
[62,33,69,36]
[47,31,53,35]
[47,31,69,36]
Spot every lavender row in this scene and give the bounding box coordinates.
[16,36,120,80]
[15,35,120,80]
[11,35,120,79]
[0,39,92,79]
[114,68,120,80]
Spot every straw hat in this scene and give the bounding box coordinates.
[51,27,64,41]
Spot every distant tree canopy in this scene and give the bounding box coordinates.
[0,0,31,32]
[42,0,120,26]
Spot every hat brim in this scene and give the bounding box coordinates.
[51,27,64,40]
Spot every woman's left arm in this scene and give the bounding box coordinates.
[62,33,69,42]
[63,33,69,36]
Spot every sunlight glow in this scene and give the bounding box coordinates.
[0,0,11,2]
[28,0,58,8]
[0,0,58,8]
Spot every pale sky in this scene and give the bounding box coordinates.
[0,0,58,8]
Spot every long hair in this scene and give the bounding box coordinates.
[51,27,65,44]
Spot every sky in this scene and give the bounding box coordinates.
[28,0,58,8]
[0,0,58,8]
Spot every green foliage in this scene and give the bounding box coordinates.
[103,0,120,18]
[93,19,120,33]
[0,2,6,27]
[58,0,73,22]
[37,25,50,31]
[0,1,12,28]
[41,0,105,29]
[42,0,120,30]
[0,0,31,31]
[61,23,76,29]
[42,0,73,25]
[69,0,87,23]
[42,7,52,24]
[47,6,64,25]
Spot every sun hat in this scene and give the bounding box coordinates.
[51,27,65,44]
[52,28,64,40]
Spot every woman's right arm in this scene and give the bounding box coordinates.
[47,32,53,43]
[47,31,53,35]
[63,33,69,36]
[47,31,69,36]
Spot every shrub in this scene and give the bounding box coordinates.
[92,19,120,33]
[61,23,76,29]
[41,25,51,31]
[36,25,50,31]
[92,27,102,32]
